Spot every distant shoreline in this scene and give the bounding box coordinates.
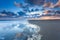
[0,16,60,21]
[28,16,60,20]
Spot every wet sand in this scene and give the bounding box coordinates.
[28,16,60,40]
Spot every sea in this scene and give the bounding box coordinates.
[0,19,41,40]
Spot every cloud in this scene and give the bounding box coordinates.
[25,0,45,5]
[54,0,60,7]
[43,2,54,8]
[43,0,60,8]
[14,1,22,7]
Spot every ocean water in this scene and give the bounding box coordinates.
[0,20,41,40]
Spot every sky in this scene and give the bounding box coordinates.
[0,0,24,12]
[0,0,58,12]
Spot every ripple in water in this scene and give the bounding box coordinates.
[0,20,41,40]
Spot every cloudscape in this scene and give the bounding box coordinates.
[0,0,60,40]
[0,0,60,19]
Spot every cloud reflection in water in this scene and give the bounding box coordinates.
[0,20,41,40]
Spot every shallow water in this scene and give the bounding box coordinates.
[0,20,41,40]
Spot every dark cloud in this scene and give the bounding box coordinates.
[25,0,45,5]
[0,10,17,17]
